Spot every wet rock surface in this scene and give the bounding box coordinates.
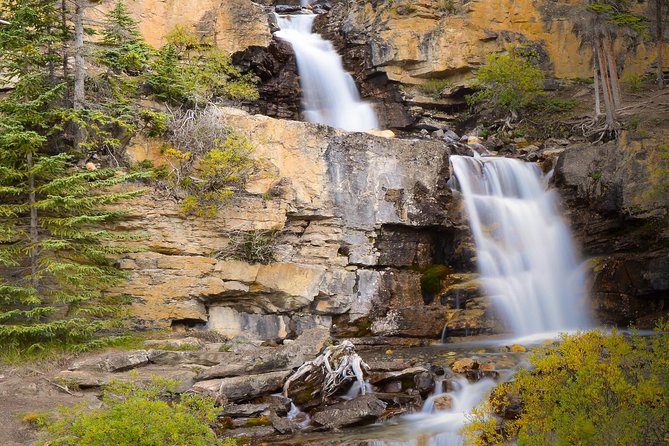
[554,134,669,327]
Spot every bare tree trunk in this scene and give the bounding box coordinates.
[73,0,85,150]
[594,57,602,115]
[596,40,616,128]
[27,152,39,290]
[604,33,622,110]
[73,0,85,109]
[658,0,665,87]
[61,0,69,92]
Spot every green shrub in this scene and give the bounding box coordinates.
[530,97,579,114]
[650,139,669,198]
[418,78,451,98]
[464,326,669,445]
[38,378,233,446]
[466,50,545,118]
[171,133,257,217]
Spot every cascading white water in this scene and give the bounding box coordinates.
[274,14,379,132]
[450,155,591,337]
[369,378,498,446]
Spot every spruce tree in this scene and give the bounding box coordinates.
[98,1,152,74]
[0,0,146,353]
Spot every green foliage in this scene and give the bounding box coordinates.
[0,0,148,353]
[418,79,452,98]
[0,149,147,350]
[438,0,457,14]
[621,72,644,92]
[97,1,153,74]
[587,2,648,35]
[38,378,234,446]
[467,50,545,117]
[161,130,257,218]
[420,265,451,295]
[139,109,170,137]
[572,76,595,85]
[531,97,579,113]
[650,139,669,198]
[147,26,258,105]
[464,326,669,445]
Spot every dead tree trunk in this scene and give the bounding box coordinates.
[594,61,602,115]
[73,0,85,150]
[27,152,39,290]
[658,0,665,87]
[595,39,616,129]
[604,33,622,110]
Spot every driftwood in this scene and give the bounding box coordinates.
[283,340,370,400]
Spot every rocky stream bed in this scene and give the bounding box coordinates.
[0,329,539,445]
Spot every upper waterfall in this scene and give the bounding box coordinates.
[450,155,591,337]
[274,14,379,132]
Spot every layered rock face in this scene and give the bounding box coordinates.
[555,131,669,327]
[90,0,271,54]
[114,108,496,340]
[321,0,667,83]
[316,0,668,128]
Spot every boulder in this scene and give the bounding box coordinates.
[197,328,330,380]
[220,403,270,418]
[451,358,477,374]
[311,395,387,429]
[217,370,291,402]
[69,351,150,373]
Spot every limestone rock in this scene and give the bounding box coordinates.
[55,368,197,393]
[143,337,203,349]
[196,328,330,380]
[216,370,292,402]
[108,107,462,340]
[220,403,271,418]
[91,0,272,54]
[69,351,150,373]
[451,358,477,374]
[311,394,387,429]
[555,136,669,327]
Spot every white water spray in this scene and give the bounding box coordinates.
[369,378,498,446]
[274,14,378,132]
[450,155,591,336]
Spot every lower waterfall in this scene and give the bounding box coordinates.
[450,155,591,337]
[368,155,591,446]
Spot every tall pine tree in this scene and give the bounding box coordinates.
[0,0,146,352]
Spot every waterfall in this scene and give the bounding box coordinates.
[369,378,498,446]
[274,14,379,132]
[450,155,591,337]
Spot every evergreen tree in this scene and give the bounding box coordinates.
[0,0,146,352]
[98,1,152,74]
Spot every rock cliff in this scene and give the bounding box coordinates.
[555,130,669,327]
[114,108,498,341]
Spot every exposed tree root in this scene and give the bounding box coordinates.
[565,114,620,143]
[283,340,370,400]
